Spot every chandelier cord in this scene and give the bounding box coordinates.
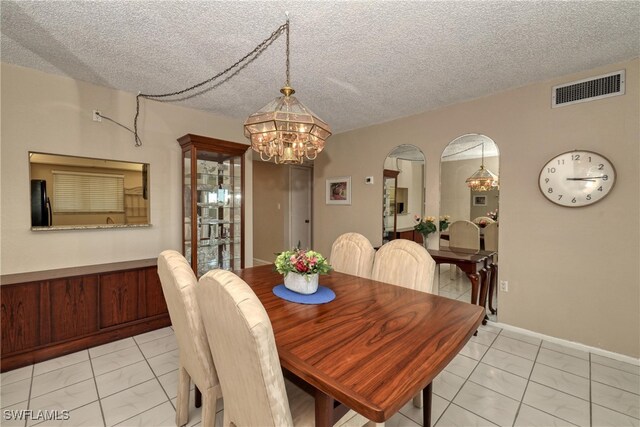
[132,21,289,146]
[285,16,290,87]
[441,142,484,159]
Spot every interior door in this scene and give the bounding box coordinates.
[289,166,312,249]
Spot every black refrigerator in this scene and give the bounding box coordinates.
[31,179,52,226]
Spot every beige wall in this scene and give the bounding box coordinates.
[314,59,640,357]
[252,160,288,262]
[1,63,253,274]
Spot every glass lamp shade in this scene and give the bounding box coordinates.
[466,165,499,191]
[244,90,331,164]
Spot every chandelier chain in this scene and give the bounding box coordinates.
[133,21,288,146]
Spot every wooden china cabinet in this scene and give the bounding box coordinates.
[178,134,249,277]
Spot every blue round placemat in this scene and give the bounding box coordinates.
[273,284,335,304]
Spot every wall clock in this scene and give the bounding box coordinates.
[538,150,616,207]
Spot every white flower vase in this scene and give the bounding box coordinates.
[284,272,319,294]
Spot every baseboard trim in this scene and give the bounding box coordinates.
[490,321,640,366]
[253,258,272,266]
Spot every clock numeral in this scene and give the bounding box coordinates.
[557,159,565,165]
[571,198,577,203]
[597,186,603,191]
[571,154,581,161]
[588,156,592,162]
[557,195,563,200]
[544,178,549,183]
[602,175,609,181]
[547,167,556,173]
[598,164,604,170]
[586,194,592,201]
[547,188,553,194]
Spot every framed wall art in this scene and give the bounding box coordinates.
[326,176,351,205]
[473,195,487,206]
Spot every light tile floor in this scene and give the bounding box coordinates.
[1,268,638,427]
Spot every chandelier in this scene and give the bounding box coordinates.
[466,142,499,191]
[243,17,331,164]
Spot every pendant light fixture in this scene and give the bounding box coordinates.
[466,142,499,191]
[243,15,331,164]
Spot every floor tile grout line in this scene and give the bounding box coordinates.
[31,356,89,379]
[23,364,34,427]
[589,377,640,397]
[590,359,640,376]
[28,362,95,402]
[591,402,640,422]
[511,339,542,427]
[438,349,494,425]
[89,340,138,360]
[448,402,500,427]
[518,344,593,427]
[526,377,590,402]
[113,400,172,427]
[533,359,590,380]
[133,335,175,413]
[88,348,108,427]
[93,361,163,400]
[93,340,178,380]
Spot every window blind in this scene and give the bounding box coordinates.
[52,170,124,213]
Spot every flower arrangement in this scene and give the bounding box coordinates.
[274,248,332,278]
[439,215,451,232]
[487,209,498,221]
[414,215,437,237]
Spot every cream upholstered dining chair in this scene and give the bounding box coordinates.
[448,220,481,279]
[371,239,436,293]
[371,239,436,409]
[157,250,222,427]
[196,269,370,427]
[483,222,499,314]
[330,232,376,279]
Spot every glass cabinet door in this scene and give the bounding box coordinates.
[179,134,248,277]
[382,169,399,244]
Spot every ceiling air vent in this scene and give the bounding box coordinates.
[552,70,625,108]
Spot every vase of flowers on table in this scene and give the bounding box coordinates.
[439,215,451,232]
[414,215,437,248]
[275,247,332,294]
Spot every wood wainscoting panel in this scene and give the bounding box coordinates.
[100,270,139,328]
[49,276,99,342]
[1,282,42,354]
[143,267,167,317]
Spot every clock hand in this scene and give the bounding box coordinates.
[566,177,603,181]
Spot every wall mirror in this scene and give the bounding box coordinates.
[29,152,150,229]
[440,134,499,226]
[440,134,499,318]
[382,145,425,243]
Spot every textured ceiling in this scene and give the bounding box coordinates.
[2,1,639,135]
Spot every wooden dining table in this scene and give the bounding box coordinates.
[427,247,496,317]
[235,265,485,427]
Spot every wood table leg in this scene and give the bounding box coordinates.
[315,389,334,427]
[479,267,490,325]
[467,272,480,305]
[423,382,433,427]
[489,263,498,314]
[195,386,202,408]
